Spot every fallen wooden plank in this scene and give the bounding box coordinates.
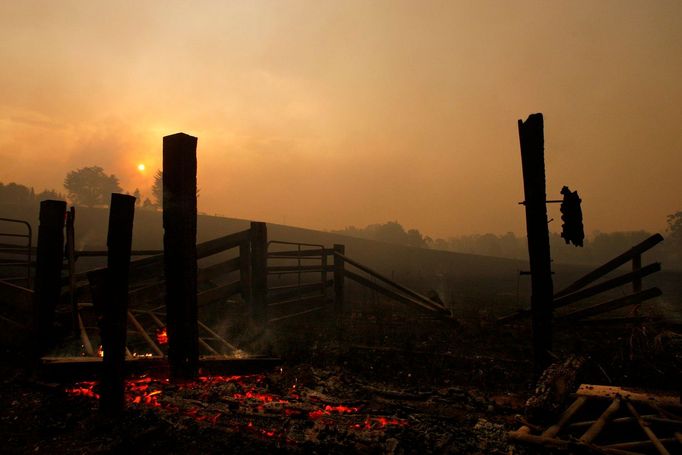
[576,384,681,408]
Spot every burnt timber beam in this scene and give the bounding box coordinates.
[163,132,199,380]
[32,200,66,357]
[100,193,135,415]
[518,113,553,371]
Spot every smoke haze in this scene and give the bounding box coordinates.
[1,0,681,238]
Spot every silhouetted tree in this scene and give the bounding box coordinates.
[151,170,199,208]
[0,182,35,205]
[665,211,682,265]
[63,166,122,206]
[132,188,142,207]
[333,221,428,248]
[142,198,155,210]
[151,170,163,207]
[36,189,67,201]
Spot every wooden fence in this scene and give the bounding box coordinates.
[499,233,664,325]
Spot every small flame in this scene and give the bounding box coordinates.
[156,327,168,345]
[97,345,103,357]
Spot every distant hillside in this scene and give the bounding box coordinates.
[2,203,678,319]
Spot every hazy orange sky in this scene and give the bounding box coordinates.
[1,1,681,238]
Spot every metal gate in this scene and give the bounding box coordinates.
[0,217,33,287]
[266,240,332,323]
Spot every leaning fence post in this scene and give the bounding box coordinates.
[333,244,345,319]
[518,113,554,373]
[250,221,268,325]
[33,199,66,357]
[100,193,135,415]
[163,132,199,380]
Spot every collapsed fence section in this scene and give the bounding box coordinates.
[499,233,664,326]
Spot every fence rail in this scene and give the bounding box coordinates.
[0,217,33,288]
[498,234,664,324]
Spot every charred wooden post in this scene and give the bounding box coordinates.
[250,221,267,324]
[33,200,66,356]
[65,207,78,334]
[239,238,252,305]
[518,113,554,372]
[100,193,135,415]
[333,244,345,319]
[163,133,199,380]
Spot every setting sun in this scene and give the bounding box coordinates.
[137,163,146,172]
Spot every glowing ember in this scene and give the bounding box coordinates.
[353,416,409,431]
[64,373,408,443]
[309,404,360,420]
[156,327,168,345]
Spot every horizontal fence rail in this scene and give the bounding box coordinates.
[333,251,448,315]
[554,233,663,298]
[498,233,664,324]
[265,240,330,324]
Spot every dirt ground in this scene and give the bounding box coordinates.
[2,311,680,455]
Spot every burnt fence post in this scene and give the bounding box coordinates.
[163,132,199,380]
[518,113,554,373]
[32,199,66,357]
[100,193,135,415]
[250,221,267,325]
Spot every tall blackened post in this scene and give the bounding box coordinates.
[163,133,199,380]
[100,193,135,415]
[518,113,554,372]
[33,200,66,356]
[250,221,268,325]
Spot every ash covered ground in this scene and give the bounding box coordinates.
[2,311,680,454]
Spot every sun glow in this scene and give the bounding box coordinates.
[137,163,146,172]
